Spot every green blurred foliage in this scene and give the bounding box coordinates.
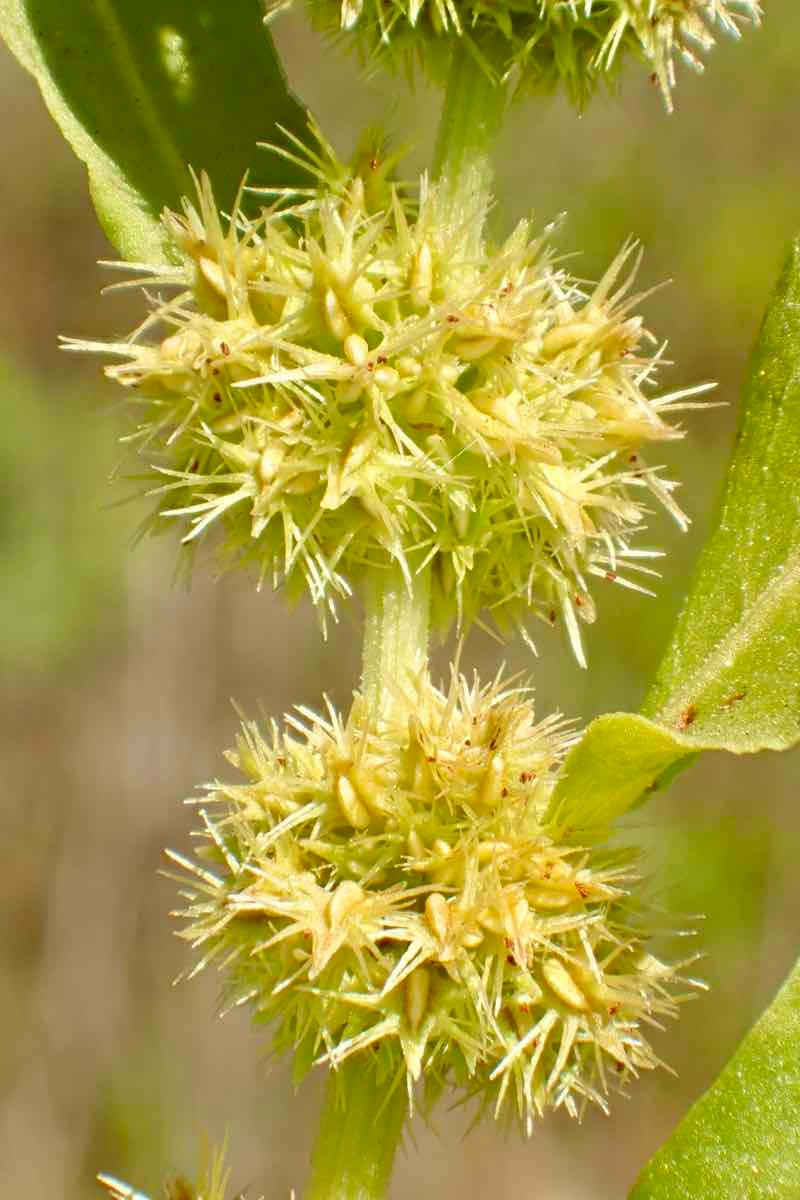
[656,814,770,958]
[0,358,124,677]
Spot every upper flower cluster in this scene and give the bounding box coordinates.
[75,129,706,662]
[172,670,697,1129]
[279,0,762,108]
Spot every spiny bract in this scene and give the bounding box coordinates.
[171,671,698,1130]
[273,0,762,108]
[74,128,706,663]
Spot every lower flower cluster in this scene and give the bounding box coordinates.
[173,671,696,1130]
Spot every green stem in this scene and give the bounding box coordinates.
[432,40,508,253]
[306,1057,408,1200]
[361,559,431,711]
[306,46,508,1200]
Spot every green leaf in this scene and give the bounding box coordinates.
[0,0,307,262]
[622,237,800,1200]
[629,955,800,1200]
[548,238,800,838]
[545,714,688,840]
[642,236,800,753]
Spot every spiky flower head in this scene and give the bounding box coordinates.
[171,671,698,1129]
[272,0,762,109]
[74,128,706,662]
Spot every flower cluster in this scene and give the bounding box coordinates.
[279,0,762,108]
[75,129,704,662]
[171,671,697,1130]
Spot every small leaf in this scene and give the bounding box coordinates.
[546,714,686,840]
[0,0,306,262]
[546,712,709,840]
[629,955,800,1200]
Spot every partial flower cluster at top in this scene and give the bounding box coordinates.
[171,671,698,1130]
[273,0,762,108]
[74,127,708,663]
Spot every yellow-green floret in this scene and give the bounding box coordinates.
[275,0,761,108]
[74,130,707,662]
[171,671,697,1129]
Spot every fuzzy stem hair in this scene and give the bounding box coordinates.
[432,42,507,254]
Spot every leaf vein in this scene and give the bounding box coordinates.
[654,544,800,723]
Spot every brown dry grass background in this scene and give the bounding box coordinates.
[2,5,800,1197]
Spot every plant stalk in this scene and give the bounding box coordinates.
[307,44,510,1200]
[361,559,431,711]
[432,40,508,255]
[306,1058,408,1200]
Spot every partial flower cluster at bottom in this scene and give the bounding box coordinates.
[172,671,699,1131]
[98,1141,233,1200]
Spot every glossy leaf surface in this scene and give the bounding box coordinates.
[0,0,306,260]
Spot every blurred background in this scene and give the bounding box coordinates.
[2,5,799,1197]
